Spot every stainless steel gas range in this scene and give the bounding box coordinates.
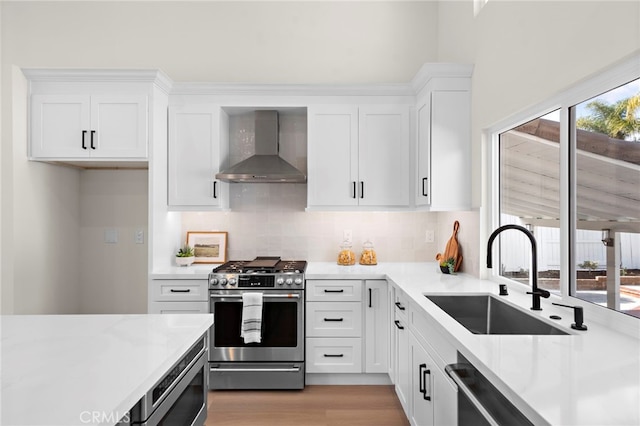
[207,256,306,390]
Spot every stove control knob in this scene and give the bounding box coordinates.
[209,278,218,286]
[294,278,303,285]
[285,278,293,285]
[219,278,227,286]
[228,278,237,286]
[276,277,285,286]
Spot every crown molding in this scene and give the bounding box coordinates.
[170,82,415,97]
[22,68,174,93]
[410,63,474,93]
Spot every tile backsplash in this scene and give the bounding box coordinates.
[181,182,440,263]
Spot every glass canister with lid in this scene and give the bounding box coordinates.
[359,240,377,265]
[337,240,356,265]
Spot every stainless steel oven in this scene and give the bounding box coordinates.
[208,257,306,390]
[127,335,208,426]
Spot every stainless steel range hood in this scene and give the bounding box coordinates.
[215,110,306,183]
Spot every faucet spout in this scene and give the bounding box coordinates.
[487,224,548,311]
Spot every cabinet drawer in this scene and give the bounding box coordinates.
[306,280,362,302]
[306,302,362,337]
[394,288,409,319]
[306,337,362,373]
[149,301,209,314]
[150,279,208,302]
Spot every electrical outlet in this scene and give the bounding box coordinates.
[425,230,435,243]
[134,229,145,244]
[343,229,353,243]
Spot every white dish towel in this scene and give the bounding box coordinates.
[241,292,263,344]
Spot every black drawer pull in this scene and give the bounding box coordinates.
[422,177,428,196]
[323,318,344,322]
[394,320,405,330]
[395,302,406,311]
[323,354,344,358]
[170,289,191,293]
[82,130,87,149]
[352,181,356,199]
[324,289,345,293]
[90,130,96,149]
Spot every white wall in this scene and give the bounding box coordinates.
[79,170,148,314]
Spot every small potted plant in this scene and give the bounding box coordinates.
[440,257,456,274]
[176,244,195,266]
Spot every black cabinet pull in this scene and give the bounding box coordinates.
[352,181,356,199]
[82,130,87,149]
[394,320,404,330]
[324,289,344,293]
[422,366,432,401]
[213,181,217,199]
[323,318,344,322]
[360,181,364,199]
[422,177,428,196]
[170,289,191,293]
[395,302,406,311]
[419,363,427,394]
[323,354,344,358]
[90,130,96,149]
[368,288,372,308]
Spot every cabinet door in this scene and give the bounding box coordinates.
[365,280,388,373]
[307,106,359,207]
[358,106,410,207]
[394,309,410,415]
[429,90,471,210]
[410,332,457,426]
[90,95,148,158]
[416,95,431,207]
[168,105,226,207]
[30,94,90,158]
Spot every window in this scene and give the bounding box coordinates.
[492,60,640,321]
[571,79,640,318]
[498,111,561,295]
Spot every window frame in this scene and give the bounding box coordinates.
[483,52,640,337]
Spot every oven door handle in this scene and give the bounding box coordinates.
[209,293,300,299]
[209,366,301,373]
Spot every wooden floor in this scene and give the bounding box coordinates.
[206,385,409,426]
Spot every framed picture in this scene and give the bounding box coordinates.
[186,231,228,264]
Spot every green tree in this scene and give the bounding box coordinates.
[576,94,640,141]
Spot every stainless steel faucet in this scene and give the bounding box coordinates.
[486,224,550,310]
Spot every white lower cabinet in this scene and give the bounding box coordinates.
[392,286,411,414]
[306,279,388,375]
[409,332,457,426]
[148,279,209,314]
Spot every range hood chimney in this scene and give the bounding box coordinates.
[215,110,306,183]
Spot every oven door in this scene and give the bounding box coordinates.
[209,290,304,362]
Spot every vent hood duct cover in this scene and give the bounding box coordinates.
[215,110,306,183]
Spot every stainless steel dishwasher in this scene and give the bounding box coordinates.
[446,353,533,426]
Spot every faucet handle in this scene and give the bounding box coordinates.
[527,289,551,298]
[552,303,588,331]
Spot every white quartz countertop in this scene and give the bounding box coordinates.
[1,314,213,426]
[306,261,640,426]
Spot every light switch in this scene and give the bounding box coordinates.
[425,230,435,243]
[104,229,118,244]
[134,229,144,244]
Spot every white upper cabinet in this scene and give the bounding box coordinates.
[308,104,410,209]
[415,75,472,210]
[167,105,229,209]
[30,94,147,159]
[25,69,170,163]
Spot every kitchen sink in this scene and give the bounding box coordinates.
[424,294,569,335]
